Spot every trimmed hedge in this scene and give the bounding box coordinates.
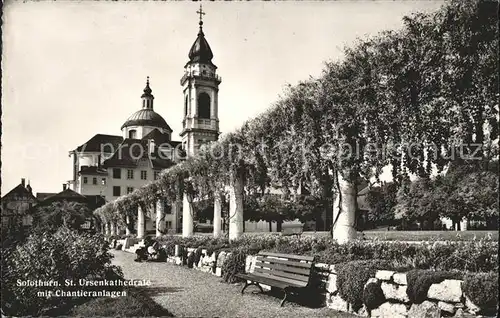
[221,248,248,283]
[406,269,463,304]
[363,279,385,310]
[336,260,392,311]
[463,272,498,313]
[156,234,497,273]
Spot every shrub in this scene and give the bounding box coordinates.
[1,227,123,316]
[336,260,391,312]
[463,272,498,313]
[147,235,498,273]
[222,249,248,283]
[406,269,463,304]
[164,243,176,256]
[363,279,385,310]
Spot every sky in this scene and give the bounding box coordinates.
[1,0,445,196]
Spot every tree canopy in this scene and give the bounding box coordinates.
[94,0,498,238]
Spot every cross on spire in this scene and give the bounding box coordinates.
[197,3,205,27]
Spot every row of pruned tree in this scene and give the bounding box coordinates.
[95,0,498,242]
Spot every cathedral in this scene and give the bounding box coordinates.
[67,6,221,233]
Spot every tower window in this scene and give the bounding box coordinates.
[197,92,211,119]
[129,130,137,139]
[184,96,188,116]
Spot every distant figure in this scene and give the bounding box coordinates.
[147,242,159,259]
[134,237,155,262]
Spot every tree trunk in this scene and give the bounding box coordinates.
[125,215,131,235]
[137,206,145,239]
[110,222,116,236]
[156,199,165,237]
[276,219,283,232]
[182,193,194,237]
[213,193,222,238]
[229,170,244,241]
[332,172,358,244]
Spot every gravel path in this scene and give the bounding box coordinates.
[111,250,355,318]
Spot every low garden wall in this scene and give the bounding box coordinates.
[121,235,498,317]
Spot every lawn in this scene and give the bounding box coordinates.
[195,230,498,241]
[361,230,498,241]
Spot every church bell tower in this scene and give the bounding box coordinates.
[180,4,221,157]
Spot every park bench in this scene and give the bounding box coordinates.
[235,251,315,306]
[281,223,304,236]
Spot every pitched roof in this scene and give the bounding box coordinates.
[36,192,57,201]
[74,134,123,153]
[142,129,172,145]
[79,166,108,176]
[103,136,180,169]
[1,183,37,202]
[36,189,92,208]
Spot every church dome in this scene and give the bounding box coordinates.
[121,109,172,132]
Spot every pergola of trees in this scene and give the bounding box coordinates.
[94,0,498,243]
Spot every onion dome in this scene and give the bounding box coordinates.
[187,4,215,66]
[142,76,153,98]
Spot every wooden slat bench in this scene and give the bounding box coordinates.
[234,251,315,306]
[281,223,304,236]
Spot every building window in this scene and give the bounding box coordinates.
[113,186,121,197]
[184,95,188,116]
[141,171,147,180]
[127,187,134,194]
[165,202,172,214]
[83,177,88,184]
[113,168,121,179]
[92,177,97,185]
[127,169,134,180]
[154,171,160,180]
[129,129,137,139]
[166,221,172,229]
[197,92,211,119]
[102,178,106,185]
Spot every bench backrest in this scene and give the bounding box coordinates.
[251,251,314,287]
[281,224,304,236]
